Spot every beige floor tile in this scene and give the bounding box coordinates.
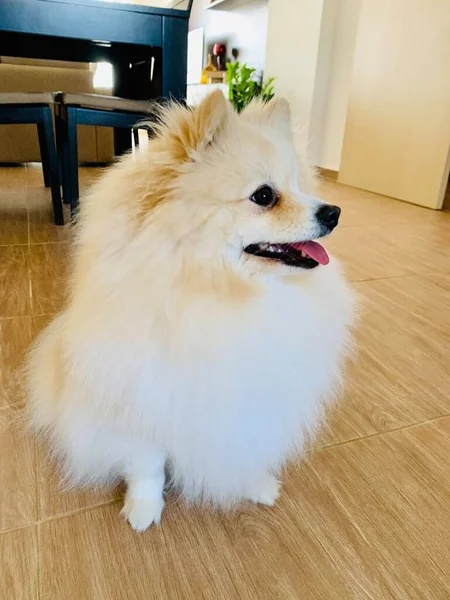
[0,404,37,532]
[2,165,450,599]
[0,165,27,190]
[0,318,32,407]
[0,527,38,600]
[0,246,30,318]
[0,189,28,246]
[26,164,71,243]
[306,418,450,599]
[78,166,105,191]
[24,163,47,188]
[31,314,53,335]
[321,273,450,445]
[325,219,450,282]
[29,244,69,315]
[28,187,72,244]
[36,441,122,521]
[27,164,103,243]
[39,418,450,600]
[25,164,104,190]
[39,502,270,600]
[319,179,450,228]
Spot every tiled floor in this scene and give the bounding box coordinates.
[1,164,450,599]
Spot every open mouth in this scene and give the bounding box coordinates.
[243,240,329,269]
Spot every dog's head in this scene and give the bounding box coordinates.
[141,90,340,278]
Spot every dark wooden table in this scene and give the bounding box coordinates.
[0,0,191,154]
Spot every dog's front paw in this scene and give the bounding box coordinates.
[247,474,281,507]
[120,497,165,532]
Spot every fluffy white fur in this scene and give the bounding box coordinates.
[26,92,355,531]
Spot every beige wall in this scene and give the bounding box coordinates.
[265,0,359,170]
[316,0,360,170]
[308,0,340,167]
[265,0,325,155]
[189,0,358,170]
[339,0,450,208]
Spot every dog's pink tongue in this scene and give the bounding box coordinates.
[293,241,330,265]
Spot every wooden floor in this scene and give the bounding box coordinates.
[1,164,450,599]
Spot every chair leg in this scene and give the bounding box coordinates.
[41,161,51,187]
[133,128,139,147]
[67,107,79,218]
[37,117,51,187]
[37,108,64,226]
[55,105,72,206]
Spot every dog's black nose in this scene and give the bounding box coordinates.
[316,204,341,231]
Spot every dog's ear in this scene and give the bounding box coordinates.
[262,97,291,130]
[171,90,229,160]
[242,97,292,138]
[191,89,229,151]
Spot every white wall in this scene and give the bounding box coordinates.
[189,0,268,76]
[265,0,360,170]
[309,0,340,167]
[317,0,360,170]
[265,0,326,157]
[190,0,359,170]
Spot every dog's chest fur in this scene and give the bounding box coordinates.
[71,263,352,496]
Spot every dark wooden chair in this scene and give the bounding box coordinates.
[54,93,156,216]
[0,92,64,225]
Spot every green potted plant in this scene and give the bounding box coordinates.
[226,62,275,113]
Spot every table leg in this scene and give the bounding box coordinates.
[37,107,64,226]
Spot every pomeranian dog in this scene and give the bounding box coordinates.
[27,91,354,531]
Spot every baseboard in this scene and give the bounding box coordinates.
[317,168,339,182]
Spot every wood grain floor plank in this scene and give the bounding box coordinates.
[325,220,450,282]
[0,165,28,246]
[40,503,259,600]
[0,404,37,532]
[36,442,122,521]
[307,418,450,599]
[321,272,450,445]
[27,188,72,244]
[318,179,450,229]
[0,192,28,246]
[0,318,32,407]
[29,244,69,316]
[39,418,450,600]
[1,166,449,599]
[0,246,30,318]
[0,527,38,600]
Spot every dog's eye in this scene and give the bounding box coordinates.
[250,185,278,208]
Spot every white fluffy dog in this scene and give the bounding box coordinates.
[27,91,354,531]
